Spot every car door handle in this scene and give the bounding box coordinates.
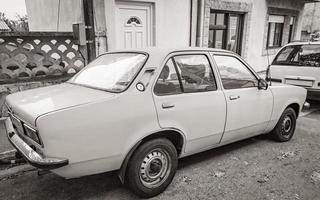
[229,95,240,100]
[162,103,175,109]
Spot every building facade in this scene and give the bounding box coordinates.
[25,0,317,71]
[301,2,320,41]
[197,0,317,71]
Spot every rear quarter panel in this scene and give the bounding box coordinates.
[36,89,159,178]
[265,84,307,132]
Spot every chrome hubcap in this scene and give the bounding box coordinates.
[282,115,292,136]
[139,148,171,188]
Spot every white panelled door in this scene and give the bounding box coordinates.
[115,1,153,49]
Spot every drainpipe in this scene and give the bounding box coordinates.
[196,0,205,47]
[310,2,316,34]
[189,0,193,46]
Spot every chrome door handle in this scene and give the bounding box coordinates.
[229,95,240,100]
[162,103,175,109]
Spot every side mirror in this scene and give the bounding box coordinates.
[258,78,268,90]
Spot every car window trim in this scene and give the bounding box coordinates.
[171,57,185,93]
[153,53,219,96]
[210,52,260,90]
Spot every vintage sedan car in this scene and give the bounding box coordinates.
[269,41,320,100]
[5,48,307,198]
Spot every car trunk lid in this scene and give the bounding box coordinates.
[5,83,116,126]
[270,65,320,88]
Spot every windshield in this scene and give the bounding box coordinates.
[68,53,147,92]
[273,44,320,67]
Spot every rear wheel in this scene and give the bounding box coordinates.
[271,107,297,142]
[125,138,178,198]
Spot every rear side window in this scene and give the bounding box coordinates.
[154,59,182,95]
[154,54,217,95]
[273,44,320,67]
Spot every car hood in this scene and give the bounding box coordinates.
[6,83,116,126]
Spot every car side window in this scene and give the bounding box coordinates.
[213,55,258,90]
[174,55,217,92]
[273,44,320,67]
[154,59,182,95]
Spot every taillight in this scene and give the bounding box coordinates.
[23,123,42,145]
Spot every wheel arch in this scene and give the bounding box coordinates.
[286,102,300,117]
[118,128,186,184]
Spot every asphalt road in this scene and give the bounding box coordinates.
[0,104,320,200]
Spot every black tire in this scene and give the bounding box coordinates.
[125,138,178,198]
[271,107,297,142]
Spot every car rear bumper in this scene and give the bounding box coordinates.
[4,117,68,170]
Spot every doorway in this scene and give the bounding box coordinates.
[115,1,154,49]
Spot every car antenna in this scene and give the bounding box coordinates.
[265,44,272,86]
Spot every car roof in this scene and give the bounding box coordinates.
[108,47,233,55]
[105,47,236,70]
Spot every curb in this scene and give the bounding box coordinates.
[300,108,318,117]
[0,149,16,159]
[0,164,35,180]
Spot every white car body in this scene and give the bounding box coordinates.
[269,41,320,100]
[5,48,307,179]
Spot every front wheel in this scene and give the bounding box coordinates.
[125,138,178,198]
[270,107,297,142]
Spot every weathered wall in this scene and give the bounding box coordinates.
[302,2,320,33]
[26,0,106,32]
[26,0,108,55]
[26,0,83,32]
[26,0,191,52]
[105,0,191,50]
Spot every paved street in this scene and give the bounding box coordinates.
[0,103,320,200]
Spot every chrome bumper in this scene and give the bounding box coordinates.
[303,102,310,110]
[4,117,68,170]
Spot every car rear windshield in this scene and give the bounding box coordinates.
[68,53,147,92]
[272,44,320,67]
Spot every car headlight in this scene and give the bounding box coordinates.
[23,124,42,145]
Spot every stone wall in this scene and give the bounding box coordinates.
[0,31,88,117]
[0,32,86,84]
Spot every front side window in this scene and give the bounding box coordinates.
[267,15,284,48]
[154,54,217,95]
[213,55,258,89]
[69,53,147,92]
[273,44,320,67]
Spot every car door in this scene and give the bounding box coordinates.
[152,52,227,154]
[211,53,273,144]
